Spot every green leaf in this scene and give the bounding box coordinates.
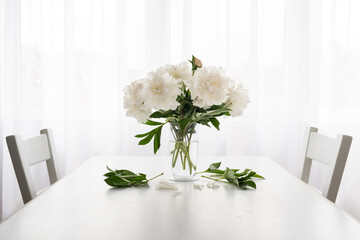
[198,121,210,127]
[195,107,231,122]
[178,118,191,130]
[224,167,239,185]
[253,174,265,179]
[242,180,256,189]
[134,131,153,138]
[138,132,156,145]
[150,110,172,118]
[209,162,221,171]
[209,118,220,130]
[115,169,136,176]
[139,173,147,178]
[134,133,149,138]
[153,127,162,154]
[105,176,132,187]
[243,169,251,174]
[224,168,236,180]
[242,171,256,181]
[106,165,114,172]
[206,105,221,110]
[149,111,163,118]
[235,168,251,177]
[144,120,163,126]
[104,172,115,177]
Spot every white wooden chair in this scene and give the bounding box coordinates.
[6,129,60,204]
[301,127,352,203]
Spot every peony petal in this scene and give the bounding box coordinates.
[207,182,220,189]
[156,179,179,190]
[193,183,204,191]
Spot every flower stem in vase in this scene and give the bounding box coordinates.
[170,122,198,180]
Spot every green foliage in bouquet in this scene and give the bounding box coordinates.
[135,100,231,154]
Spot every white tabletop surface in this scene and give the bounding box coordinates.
[1,156,360,240]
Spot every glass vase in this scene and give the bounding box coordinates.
[169,122,199,181]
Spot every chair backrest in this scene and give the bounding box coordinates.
[301,127,352,203]
[6,129,59,204]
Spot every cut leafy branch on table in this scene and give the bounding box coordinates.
[198,162,264,190]
[104,166,163,187]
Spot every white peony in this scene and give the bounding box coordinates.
[143,68,181,110]
[123,79,152,123]
[163,61,192,85]
[189,66,230,108]
[226,82,250,117]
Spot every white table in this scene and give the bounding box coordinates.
[1,156,360,239]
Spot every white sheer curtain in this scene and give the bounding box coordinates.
[1,0,360,221]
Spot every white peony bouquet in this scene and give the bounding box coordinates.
[123,56,249,156]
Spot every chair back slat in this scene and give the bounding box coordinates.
[306,132,337,165]
[25,134,51,166]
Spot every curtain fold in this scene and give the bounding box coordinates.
[1,0,360,221]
